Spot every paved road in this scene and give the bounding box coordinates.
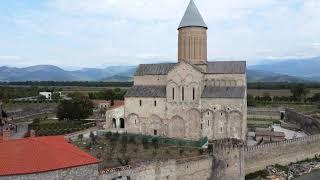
[295,170,320,180]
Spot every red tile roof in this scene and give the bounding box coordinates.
[109,100,124,110]
[0,136,98,176]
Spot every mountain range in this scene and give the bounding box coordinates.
[0,57,320,82]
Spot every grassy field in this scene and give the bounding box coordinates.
[248,89,320,97]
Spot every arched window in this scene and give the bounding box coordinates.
[112,118,116,128]
[139,100,142,106]
[192,87,195,100]
[120,118,125,129]
[182,87,185,101]
[172,87,175,100]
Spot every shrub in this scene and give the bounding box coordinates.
[245,169,268,180]
[105,132,112,139]
[78,134,84,141]
[128,135,136,144]
[198,149,204,155]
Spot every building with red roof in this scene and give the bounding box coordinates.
[0,136,99,179]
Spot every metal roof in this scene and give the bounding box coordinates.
[134,61,246,76]
[125,86,167,98]
[207,61,246,74]
[134,63,176,76]
[201,86,246,98]
[178,0,207,29]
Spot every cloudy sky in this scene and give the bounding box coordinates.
[0,0,320,69]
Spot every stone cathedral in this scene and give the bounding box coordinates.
[108,0,247,141]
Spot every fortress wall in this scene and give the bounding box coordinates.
[285,109,320,134]
[99,156,213,180]
[244,134,320,174]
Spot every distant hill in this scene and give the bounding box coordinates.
[249,56,320,78]
[1,58,320,82]
[0,65,137,82]
[102,75,133,82]
[247,70,308,83]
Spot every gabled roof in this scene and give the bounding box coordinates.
[207,61,246,74]
[178,0,207,29]
[134,63,176,76]
[134,61,246,76]
[0,136,98,176]
[201,86,245,98]
[125,86,166,98]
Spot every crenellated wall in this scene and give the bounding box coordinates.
[244,134,320,174]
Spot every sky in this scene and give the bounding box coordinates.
[0,0,320,69]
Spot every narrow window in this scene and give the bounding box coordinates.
[208,120,210,126]
[182,87,185,101]
[172,88,175,100]
[154,130,157,135]
[201,124,203,130]
[139,100,142,106]
[120,118,125,129]
[154,100,157,107]
[135,119,136,124]
[112,118,116,128]
[193,88,195,100]
[220,127,222,132]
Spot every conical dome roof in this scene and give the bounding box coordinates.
[178,0,207,29]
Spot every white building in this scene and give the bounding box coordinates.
[39,92,52,100]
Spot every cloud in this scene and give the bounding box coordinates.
[1,0,320,68]
[0,55,21,60]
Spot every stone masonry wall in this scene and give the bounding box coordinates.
[244,134,320,174]
[1,164,98,180]
[99,156,213,180]
[285,108,320,134]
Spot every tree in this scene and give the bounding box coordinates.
[38,95,47,102]
[262,93,272,102]
[311,93,320,102]
[291,84,310,102]
[52,92,61,101]
[89,132,96,145]
[247,94,256,106]
[56,92,93,120]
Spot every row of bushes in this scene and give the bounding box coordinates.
[28,119,96,136]
[10,100,60,104]
[37,128,85,136]
[99,131,208,148]
[29,120,91,130]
